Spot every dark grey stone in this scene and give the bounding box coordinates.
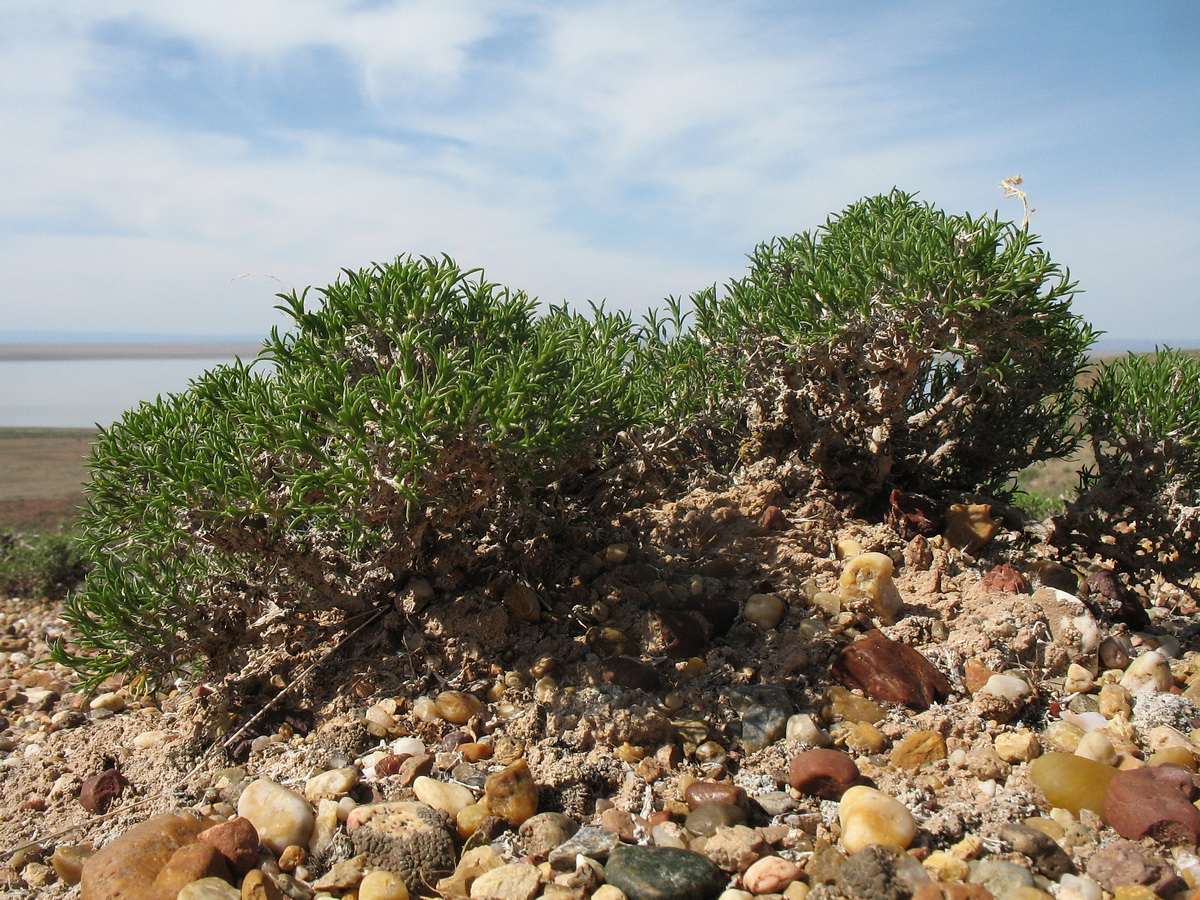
[605,846,724,900]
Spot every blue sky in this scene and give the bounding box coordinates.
[2,1,1197,344]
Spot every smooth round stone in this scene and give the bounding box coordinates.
[237,778,315,855]
[1028,753,1118,817]
[744,594,786,630]
[1063,663,1096,694]
[435,691,484,725]
[413,776,476,818]
[1041,721,1085,753]
[1059,874,1104,900]
[685,802,747,837]
[788,748,860,799]
[89,692,127,712]
[606,846,724,900]
[684,781,746,810]
[981,674,1033,701]
[390,737,426,757]
[994,731,1041,763]
[360,868,410,900]
[837,786,917,854]
[743,856,803,894]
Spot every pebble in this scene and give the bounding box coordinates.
[998,823,1073,879]
[79,813,206,898]
[605,846,725,900]
[237,778,315,855]
[743,856,803,894]
[1104,765,1200,844]
[1028,753,1118,816]
[548,826,621,870]
[824,685,888,724]
[833,630,951,710]
[837,843,930,899]
[88,691,126,712]
[1058,874,1104,900]
[241,869,286,900]
[967,859,1035,897]
[994,731,1041,763]
[360,868,411,900]
[837,785,918,854]
[518,812,580,860]
[198,816,260,876]
[744,593,786,630]
[683,781,746,810]
[79,768,128,814]
[1120,650,1173,694]
[838,551,904,623]
[891,730,947,771]
[304,767,358,802]
[785,713,827,745]
[685,802,747,837]
[1074,731,1118,766]
[702,824,767,873]
[601,657,662,692]
[483,759,538,826]
[944,503,1000,553]
[469,862,540,900]
[50,843,92,885]
[176,877,240,900]
[1085,840,1180,896]
[728,685,792,753]
[788,748,860,799]
[413,775,476,818]
[150,840,231,899]
[435,690,484,725]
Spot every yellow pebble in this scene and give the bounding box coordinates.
[359,869,409,900]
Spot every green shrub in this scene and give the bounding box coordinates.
[1056,348,1200,576]
[0,531,89,600]
[52,255,650,687]
[637,189,1096,505]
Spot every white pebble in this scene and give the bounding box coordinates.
[745,594,786,630]
[132,730,173,749]
[786,714,827,745]
[1074,732,1118,766]
[1063,663,1095,694]
[89,692,126,712]
[237,778,315,854]
[1120,650,1172,693]
[391,737,425,757]
[1058,873,1103,900]
[980,674,1032,702]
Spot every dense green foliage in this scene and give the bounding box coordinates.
[53,256,650,686]
[639,190,1096,501]
[1058,348,1200,575]
[52,192,1102,687]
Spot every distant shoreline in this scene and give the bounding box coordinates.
[0,342,262,361]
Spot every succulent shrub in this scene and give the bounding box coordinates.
[52,255,649,687]
[637,189,1096,506]
[1056,348,1200,578]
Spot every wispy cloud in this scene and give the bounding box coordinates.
[1,1,1196,340]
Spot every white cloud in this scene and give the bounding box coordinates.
[0,0,1196,343]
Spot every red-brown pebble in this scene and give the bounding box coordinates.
[683,781,747,810]
[199,815,260,875]
[981,564,1029,593]
[833,630,951,709]
[912,884,996,900]
[1104,765,1200,844]
[787,748,860,799]
[79,769,128,814]
[150,840,231,898]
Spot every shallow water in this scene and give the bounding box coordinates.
[0,358,242,428]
